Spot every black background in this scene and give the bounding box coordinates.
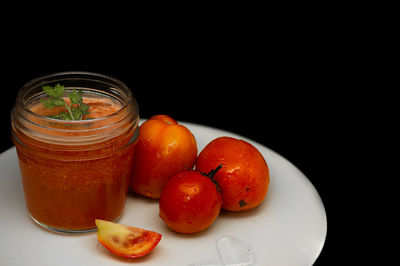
[1,22,351,265]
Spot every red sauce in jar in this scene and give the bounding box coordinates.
[13,96,138,232]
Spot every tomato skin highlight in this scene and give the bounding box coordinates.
[130,115,197,199]
[159,170,222,234]
[149,114,178,124]
[196,137,270,211]
[95,219,162,259]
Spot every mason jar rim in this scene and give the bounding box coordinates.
[17,71,136,125]
[12,71,140,148]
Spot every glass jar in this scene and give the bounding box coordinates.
[11,72,139,233]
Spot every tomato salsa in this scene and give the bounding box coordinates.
[11,72,139,233]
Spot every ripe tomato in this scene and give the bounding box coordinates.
[159,167,223,234]
[95,219,162,259]
[130,114,197,199]
[196,136,270,211]
[149,114,178,124]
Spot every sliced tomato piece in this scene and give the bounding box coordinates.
[95,219,162,258]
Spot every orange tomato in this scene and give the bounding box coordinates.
[130,115,197,199]
[149,114,178,124]
[195,136,270,211]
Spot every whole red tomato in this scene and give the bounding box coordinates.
[130,115,197,199]
[196,136,270,211]
[159,166,223,234]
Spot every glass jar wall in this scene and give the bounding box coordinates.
[11,72,139,233]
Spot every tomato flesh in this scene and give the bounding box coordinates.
[95,219,162,258]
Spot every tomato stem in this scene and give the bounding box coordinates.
[207,164,223,179]
[203,164,223,193]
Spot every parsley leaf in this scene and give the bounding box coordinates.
[42,84,65,98]
[68,89,83,105]
[41,84,90,120]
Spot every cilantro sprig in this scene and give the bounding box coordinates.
[40,84,89,120]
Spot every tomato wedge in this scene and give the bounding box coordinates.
[95,219,162,259]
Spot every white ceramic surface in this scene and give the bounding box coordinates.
[0,121,327,266]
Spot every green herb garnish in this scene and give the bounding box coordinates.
[41,84,89,120]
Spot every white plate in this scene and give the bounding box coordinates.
[0,121,327,266]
